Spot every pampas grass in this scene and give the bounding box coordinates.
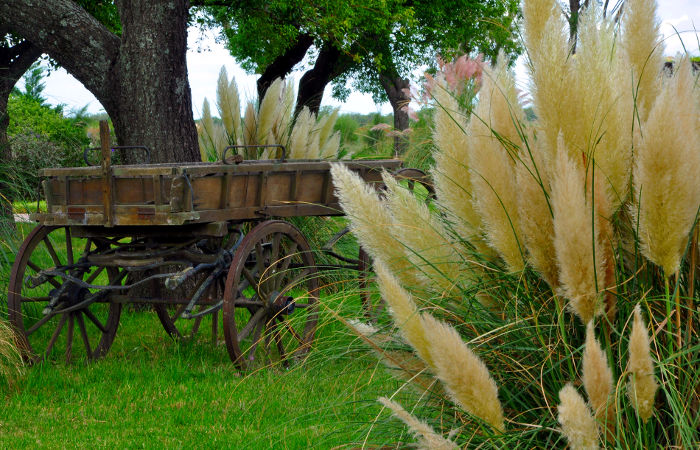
[379,397,457,449]
[626,305,658,423]
[558,383,600,450]
[197,69,343,161]
[632,57,700,276]
[330,0,697,446]
[552,146,606,323]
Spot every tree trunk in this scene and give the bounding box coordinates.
[379,72,411,156]
[296,43,350,116]
[0,0,200,163]
[0,35,42,229]
[257,33,313,101]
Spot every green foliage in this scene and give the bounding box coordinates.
[5,94,89,199]
[205,0,522,104]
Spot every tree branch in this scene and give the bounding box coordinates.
[0,0,120,101]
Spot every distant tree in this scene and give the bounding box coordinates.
[199,0,521,153]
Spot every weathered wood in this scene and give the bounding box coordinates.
[32,159,401,226]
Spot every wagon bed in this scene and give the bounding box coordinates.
[33,159,400,227]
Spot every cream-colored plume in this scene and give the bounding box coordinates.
[468,58,526,271]
[620,0,663,123]
[330,163,421,286]
[582,322,615,430]
[383,172,465,294]
[216,66,242,145]
[633,57,700,275]
[379,397,457,450]
[551,144,605,323]
[256,78,284,146]
[627,305,658,423]
[374,259,433,366]
[516,141,559,288]
[558,383,600,450]
[425,313,505,431]
[288,107,313,159]
[430,82,483,242]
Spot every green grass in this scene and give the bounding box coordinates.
[0,222,398,448]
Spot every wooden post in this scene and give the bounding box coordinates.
[99,120,114,226]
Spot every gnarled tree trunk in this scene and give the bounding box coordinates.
[296,43,352,116]
[0,0,199,163]
[379,71,411,156]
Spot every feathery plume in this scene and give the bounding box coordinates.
[242,101,257,157]
[551,144,605,323]
[430,83,482,238]
[620,0,664,123]
[256,78,284,145]
[627,305,658,423]
[558,383,600,450]
[374,260,433,366]
[516,141,559,287]
[383,172,466,294]
[632,57,700,275]
[229,78,243,145]
[379,397,457,450]
[468,58,526,271]
[216,66,241,145]
[288,107,313,159]
[330,163,421,286]
[522,0,561,56]
[319,131,340,159]
[198,98,218,161]
[582,322,615,433]
[318,108,339,147]
[425,313,505,431]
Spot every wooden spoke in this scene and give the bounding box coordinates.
[237,307,266,343]
[65,314,74,363]
[26,312,56,336]
[75,312,92,355]
[44,313,69,360]
[42,236,62,267]
[85,266,106,284]
[82,308,108,334]
[65,227,74,265]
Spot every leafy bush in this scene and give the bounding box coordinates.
[5,94,90,199]
[332,0,699,447]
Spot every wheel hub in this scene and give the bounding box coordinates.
[268,291,295,315]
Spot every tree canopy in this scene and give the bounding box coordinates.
[202,0,521,106]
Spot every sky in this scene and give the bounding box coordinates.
[23,0,700,118]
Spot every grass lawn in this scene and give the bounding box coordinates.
[0,223,399,448]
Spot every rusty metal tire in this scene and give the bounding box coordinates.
[7,225,122,364]
[222,220,319,370]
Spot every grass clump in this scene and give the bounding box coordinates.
[0,317,24,391]
[198,67,344,162]
[332,0,699,447]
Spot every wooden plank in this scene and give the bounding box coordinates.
[99,121,114,227]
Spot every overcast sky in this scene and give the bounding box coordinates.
[25,0,700,118]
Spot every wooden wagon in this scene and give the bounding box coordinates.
[6,121,426,369]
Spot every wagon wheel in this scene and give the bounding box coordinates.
[7,225,122,364]
[155,228,243,342]
[359,168,435,320]
[223,220,319,370]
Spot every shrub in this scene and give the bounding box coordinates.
[332,0,699,447]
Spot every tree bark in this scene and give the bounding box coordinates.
[379,71,411,156]
[0,0,200,163]
[296,43,351,116]
[0,34,42,229]
[257,33,313,101]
